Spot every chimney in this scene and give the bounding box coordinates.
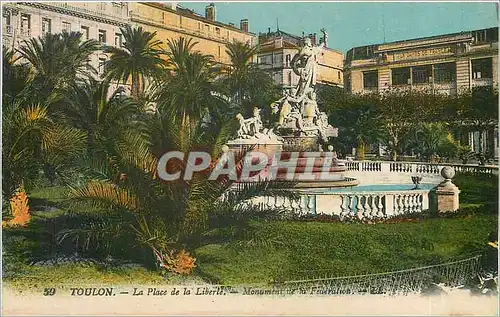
[240,19,249,32]
[205,3,216,21]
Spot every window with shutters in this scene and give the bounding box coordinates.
[42,18,51,34]
[62,21,71,33]
[98,29,106,43]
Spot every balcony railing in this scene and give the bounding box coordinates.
[39,2,128,21]
[19,28,31,37]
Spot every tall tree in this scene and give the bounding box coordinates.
[64,78,142,156]
[16,31,99,106]
[3,38,91,196]
[378,88,440,161]
[456,86,498,159]
[2,100,86,204]
[155,37,229,152]
[412,122,456,162]
[320,87,382,159]
[223,41,279,114]
[104,25,166,99]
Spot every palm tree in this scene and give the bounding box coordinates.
[63,78,142,155]
[103,25,166,99]
[16,31,99,106]
[57,121,291,271]
[3,40,89,201]
[414,122,454,162]
[224,41,278,113]
[155,37,229,152]
[2,100,86,207]
[60,31,101,80]
[3,46,31,107]
[55,40,288,266]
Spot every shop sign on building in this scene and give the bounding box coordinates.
[392,46,454,61]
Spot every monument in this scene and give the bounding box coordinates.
[227,29,357,188]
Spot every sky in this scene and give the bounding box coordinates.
[179,1,498,52]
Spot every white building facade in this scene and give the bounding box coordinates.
[2,2,130,82]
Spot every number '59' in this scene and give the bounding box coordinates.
[43,288,56,296]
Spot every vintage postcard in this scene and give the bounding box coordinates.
[1,0,499,315]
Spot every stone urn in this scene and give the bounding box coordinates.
[439,166,456,187]
[411,175,422,189]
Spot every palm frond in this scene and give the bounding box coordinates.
[71,180,138,212]
[56,218,130,251]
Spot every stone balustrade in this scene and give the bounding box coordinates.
[249,189,430,219]
[344,160,497,186]
[345,160,497,176]
[227,161,489,220]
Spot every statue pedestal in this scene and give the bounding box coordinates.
[281,136,319,152]
[225,138,357,188]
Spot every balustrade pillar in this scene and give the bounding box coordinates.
[422,193,429,211]
[385,194,395,216]
[380,162,390,173]
[431,167,461,213]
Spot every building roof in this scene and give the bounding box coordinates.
[259,29,308,46]
[345,26,498,63]
[348,26,498,52]
[258,41,299,53]
[257,28,343,55]
[145,2,256,36]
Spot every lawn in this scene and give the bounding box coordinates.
[2,174,498,289]
[194,173,498,284]
[4,186,205,291]
[194,214,496,284]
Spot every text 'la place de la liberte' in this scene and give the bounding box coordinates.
[69,286,236,296]
[68,286,353,297]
